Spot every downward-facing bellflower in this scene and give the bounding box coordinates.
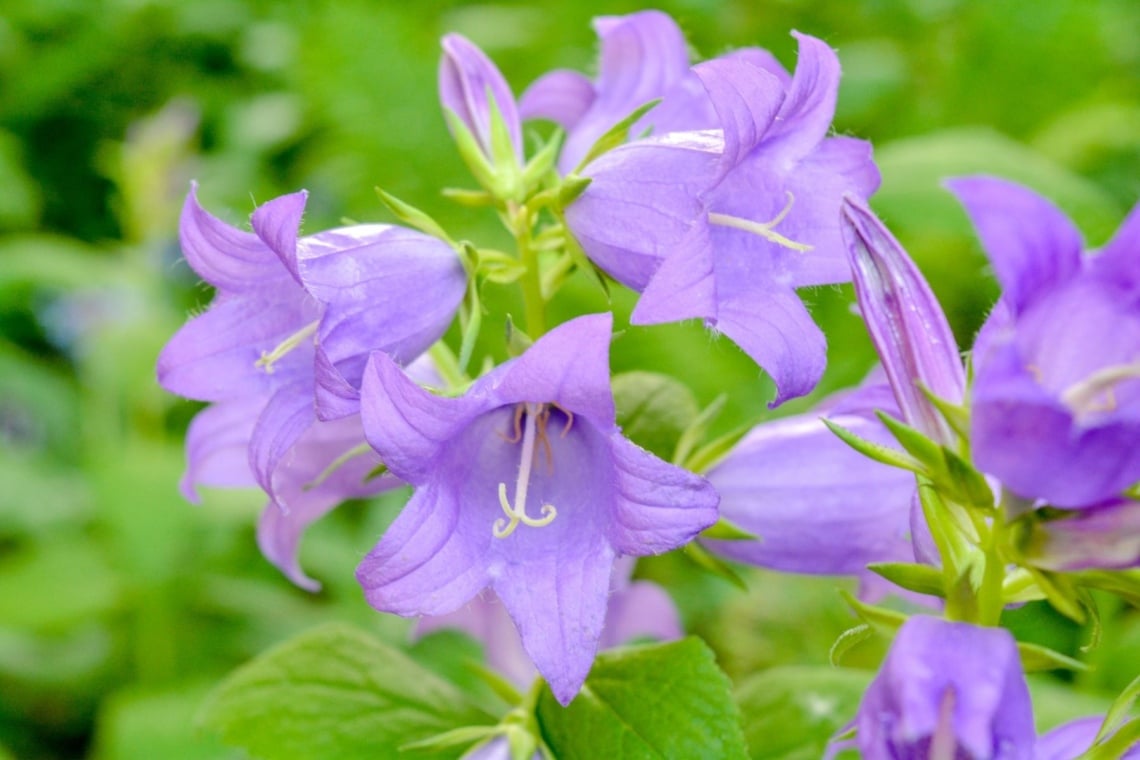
[950,177,1140,508]
[549,14,878,403]
[357,313,718,704]
[837,616,1035,759]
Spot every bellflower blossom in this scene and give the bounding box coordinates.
[537,12,879,403]
[158,186,464,588]
[704,381,917,599]
[950,177,1140,508]
[357,313,718,704]
[832,616,1036,759]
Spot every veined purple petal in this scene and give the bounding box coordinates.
[841,195,965,443]
[518,69,596,129]
[157,293,319,402]
[691,57,785,174]
[249,189,308,284]
[608,435,718,555]
[946,176,1084,314]
[761,32,841,164]
[566,131,722,290]
[1093,200,1140,297]
[440,33,523,162]
[249,379,317,507]
[256,412,397,591]
[178,183,293,293]
[179,398,260,503]
[856,616,1035,760]
[705,408,914,576]
[598,580,682,648]
[556,10,691,172]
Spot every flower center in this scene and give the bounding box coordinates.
[255,320,319,374]
[493,402,573,539]
[708,191,813,253]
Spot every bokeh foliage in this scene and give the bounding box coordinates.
[0,0,1137,757]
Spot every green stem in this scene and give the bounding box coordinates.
[514,204,546,337]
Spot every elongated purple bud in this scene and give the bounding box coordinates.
[840,195,965,444]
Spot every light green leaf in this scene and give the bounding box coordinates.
[735,666,871,760]
[199,623,496,760]
[536,637,748,759]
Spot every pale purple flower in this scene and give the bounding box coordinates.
[842,616,1035,760]
[440,33,524,164]
[357,313,717,704]
[840,195,966,444]
[704,381,917,598]
[558,21,879,403]
[1018,498,1140,571]
[949,177,1140,508]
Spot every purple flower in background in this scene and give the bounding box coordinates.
[840,195,966,445]
[1017,498,1140,571]
[949,178,1140,508]
[840,616,1035,759]
[704,381,917,599]
[357,313,717,704]
[1035,715,1140,759]
[557,18,879,403]
[440,33,524,164]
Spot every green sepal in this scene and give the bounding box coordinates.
[821,417,924,474]
[838,589,907,635]
[1093,671,1140,745]
[701,517,757,542]
[520,129,564,194]
[468,663,526,708]
[399,725,499,753]
[456,276,483,376]
[1017,640,1088,672]
[556,175,592,208]
[505,723,539,760]
[1025,566,1087,623]
[304,442,374,491]
[829,623,875,666]
[1001,568,1046,605]
[504,315,533,358]
[673,394,727,468]
[683,541,748,591]
[443,110,501,196]
[486,91,522,200]
[682,422,755,475]
[1074,569,1140,608]
[940,447,995,509]
[866,562,945,598]
[363,461,389,483]
[442,187,496,207]
[1079,717,1140,760]
[920,384,971,439]
[574,99,661,172]
[375,187,454,246]
[476,248,528,285]
[875,411,945,472]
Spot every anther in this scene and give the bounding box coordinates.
[255,320,319,373]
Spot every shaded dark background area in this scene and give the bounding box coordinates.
[0,1,1137,757]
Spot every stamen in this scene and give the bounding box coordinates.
[928,687,958,760]
[497,403,525,443]
[708,192,813,253]
[303,442,374,491]
[255,320,319,373]
[551,403,575,437]
[1060,360,1140,414]
[493,402,558,538]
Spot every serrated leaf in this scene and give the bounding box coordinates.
[821,418,923,474]
[612,371,699,461]
[536,637,748,759]
[734,666,871,760]
[866,562,946,598]
[199,623,495,760]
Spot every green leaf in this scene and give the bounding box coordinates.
[828,624,875,666]
[673,394,727,468]
[820,418,923,474]
[612,371,700,461]
[375,187,453,245]
[866,562,946,598]
[1095,671,1140,744]
[1017,641,1088,673]
[735,666,871,760]
[199,623,496,760]
[838,590,908,636]
[536,637,748,759]
[520,130,564,193]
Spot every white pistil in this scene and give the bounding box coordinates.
[707,191,813,253]
[494,402,557,539]
[1059,359,1140,414]
[255,320,319,373]
[928,686,958,760]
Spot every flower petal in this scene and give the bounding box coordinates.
[1026,500,1140,571]
[494,313,617,424]
[705,411,915,576]
[607,435,718,555]
[691,56,785,173]
[714,285,827,406]
[946,176,1084,313]
[494,540,615,705]
[178,183,291,293]
[598,580,682,649]
[179,399,260,503]
[248,379,316,507]
[518,69,596,128]
[356,482,490,616]
[1036,716,1140,760]
[760,32,841,163]
[631,223,717,325]
[1093,200,1140,297]
[249,189,308,284]
[440,33,523,162]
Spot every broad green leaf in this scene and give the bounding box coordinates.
[612,371,700,461]
[199,623,496,760]
[536,637,748,759]
[735,666,871,760]
[93,682,241,760]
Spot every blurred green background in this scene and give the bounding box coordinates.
[0,0,1137,757]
